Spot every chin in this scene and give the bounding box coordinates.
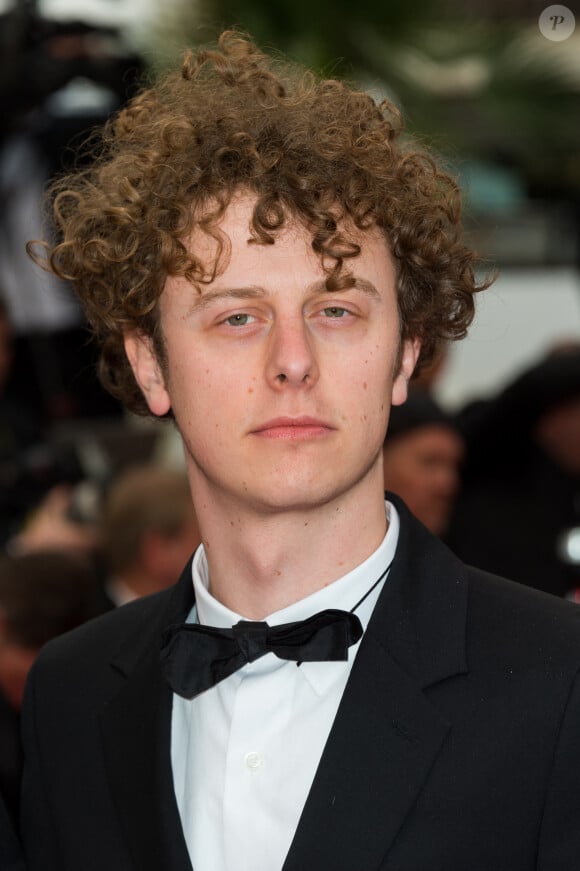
[251,471,376,516]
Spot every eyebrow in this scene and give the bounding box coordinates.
[189,286,267,313]
[189,278,382,312]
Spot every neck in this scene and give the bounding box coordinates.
[192,478,388,620]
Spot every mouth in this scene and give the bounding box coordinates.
[251,416,335,441]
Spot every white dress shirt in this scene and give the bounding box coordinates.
[171,501,400,871]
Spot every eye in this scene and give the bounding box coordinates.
[224,313,255,326]
[322,306,349,318]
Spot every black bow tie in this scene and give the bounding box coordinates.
[160,609,363,700]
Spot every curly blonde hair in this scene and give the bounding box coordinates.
[34,30,489,416]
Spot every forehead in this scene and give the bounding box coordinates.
[187,192,394,292]
[403,425,465,456]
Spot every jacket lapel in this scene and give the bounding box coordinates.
[284,498,469,871]
[99,564,196,871]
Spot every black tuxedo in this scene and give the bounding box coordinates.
[0,790,25,871]
[20,498,580,870]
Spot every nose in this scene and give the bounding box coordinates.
[266,316,319,389]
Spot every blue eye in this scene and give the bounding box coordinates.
[225,313,253,326]
[323,306,348,318]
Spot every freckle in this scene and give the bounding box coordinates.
[205,369,210,374]
[248,387,254,394]
[363,382,367,390]
[304,522,308,526]
[230,521,234,526]
[275,570,281,576]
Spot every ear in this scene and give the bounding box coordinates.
[391,337,421,407]
[124,331,171,417]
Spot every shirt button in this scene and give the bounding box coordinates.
[245,751,262,771]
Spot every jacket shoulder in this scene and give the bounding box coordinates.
[31,587,173,678]
[466,564,580,665]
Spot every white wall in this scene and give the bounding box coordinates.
[434,267,580,410]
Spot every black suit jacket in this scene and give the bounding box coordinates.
[0,790,25,871]
[20,498,580,870]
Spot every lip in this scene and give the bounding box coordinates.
[252,416,335,440]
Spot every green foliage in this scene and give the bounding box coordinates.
[150,0,580,196]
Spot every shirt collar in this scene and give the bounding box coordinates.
[189,501,400,695]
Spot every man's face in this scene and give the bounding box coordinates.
[126,194,419,516]
[535,396,580,475]
[382,424,464,536]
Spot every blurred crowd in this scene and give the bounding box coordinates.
[383,343,580,602]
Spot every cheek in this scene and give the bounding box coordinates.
[348,379,388,435]
[166,348,216,411]
[352,344,393,402]
[168,360,249,450]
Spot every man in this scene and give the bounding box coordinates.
[98,463,201,607]
[21,31,580,870]
[382,390,464,537]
